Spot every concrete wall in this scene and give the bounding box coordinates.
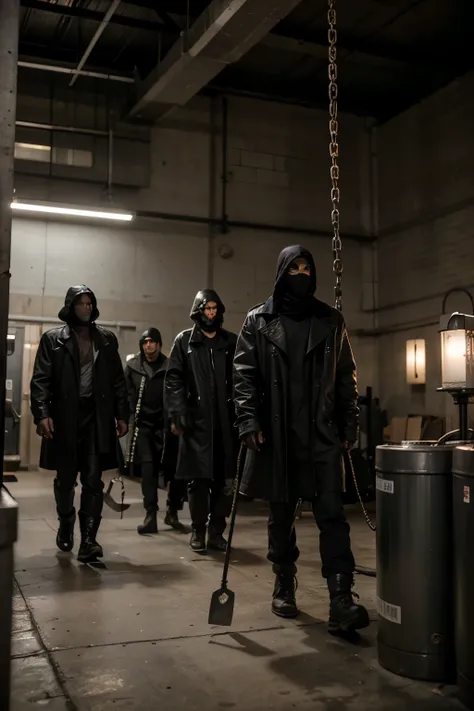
[11,93,377,395]
[377,71,474,428]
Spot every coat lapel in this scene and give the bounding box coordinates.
[259,317,287,355]
[306,316,334,355]
[58,325,79,379]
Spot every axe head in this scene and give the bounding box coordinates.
[104,477,131,514]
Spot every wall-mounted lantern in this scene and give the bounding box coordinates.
[440,314,474,391]
[406,339,426,385]
[438,288,474,440]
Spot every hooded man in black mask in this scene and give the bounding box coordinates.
[233,246,369,634]
[165,290,238,552]
[125,328,185,535]
[30,286,129,563]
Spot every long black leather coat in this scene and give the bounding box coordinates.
[233,297,359,503]
[125,351,178,481]
[125,352,167,455]
[30,324,129,472]
[165,324,238,481]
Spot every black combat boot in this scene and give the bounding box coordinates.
[271,564,299,619]
[190,528,206,552]
[137,510,158,535]
[164,508,183,530]
[327,573,370,634]
[207,525,227,552]
[56,511,76,553]
[77,513,103,563]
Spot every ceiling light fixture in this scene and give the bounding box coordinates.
[11,201,134,222]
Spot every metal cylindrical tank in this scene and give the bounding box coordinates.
[376,443,455,682]
[453,445,474,709]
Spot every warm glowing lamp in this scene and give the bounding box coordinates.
[406,339,426,385]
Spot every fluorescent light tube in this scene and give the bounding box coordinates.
[11,201,134,222]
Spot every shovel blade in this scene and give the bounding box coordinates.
[103,493,130,513]
[208,586,235,627]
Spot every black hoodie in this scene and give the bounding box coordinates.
[58,285,100,324]
[190,288,225,332]
[273,245,317,318]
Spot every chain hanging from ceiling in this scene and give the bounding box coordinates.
[328,0,343,313]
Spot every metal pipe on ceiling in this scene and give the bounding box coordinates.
[69,0,122,88]
[15,120,109,137]
[135,209,374,243]
[18,60,134,84]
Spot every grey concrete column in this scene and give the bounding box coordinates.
[0,1,21,709]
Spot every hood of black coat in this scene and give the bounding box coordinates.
[273,245,317,297]
[58,285,99,324]
[190,289,225,328]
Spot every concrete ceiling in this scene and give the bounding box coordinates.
[17,0,474,122]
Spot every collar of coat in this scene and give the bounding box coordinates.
[56,324,112,367]
[254,296,340,356]
[127,351,168,375]
[57,323,109,348]
[188,324,231,351]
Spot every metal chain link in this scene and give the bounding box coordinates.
[328,2,376,534]
[346,452,376,532]
[328,0,343,312]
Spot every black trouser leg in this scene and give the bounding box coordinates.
[209,477,232,536]
[267,501,300,572]
[312,491,355,579]
[54,470,77,519]
[188,479,210,532]
[141,461,158,513]
[79,454,103,521]
[167,479,185,512]
[207,432,232,536]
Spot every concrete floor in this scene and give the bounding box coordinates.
[9,470,462,711]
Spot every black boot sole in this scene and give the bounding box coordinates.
[77,551,99,564]
[137,527,158,535]
[328,609,370,634]
[271,604,299,619]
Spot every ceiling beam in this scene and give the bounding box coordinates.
[69,0,122,87]
[128,0,306,121]
[20,0,167,33]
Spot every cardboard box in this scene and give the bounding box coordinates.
[385,415,445,443]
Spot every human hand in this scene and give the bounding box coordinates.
[243,431,264,452]
[38,417,54,439]
[116,420,128,438]
[171,415,188,436]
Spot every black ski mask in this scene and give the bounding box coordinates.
[273,245,316,318]
[190,289,225,333]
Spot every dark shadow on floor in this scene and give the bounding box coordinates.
[209,632,276,658]
[17,553,195,593]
